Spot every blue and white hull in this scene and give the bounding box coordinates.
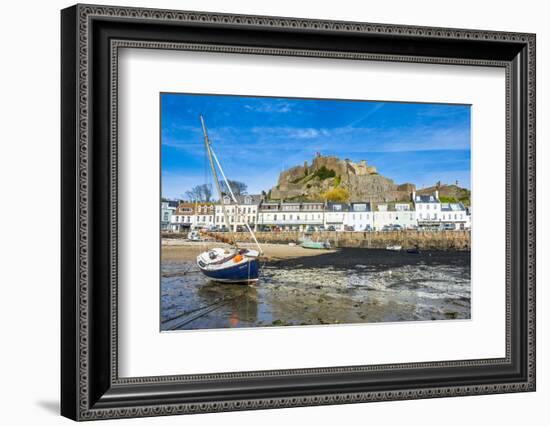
[197,248,260,283]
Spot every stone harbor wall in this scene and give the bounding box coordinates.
[231,230,471,251]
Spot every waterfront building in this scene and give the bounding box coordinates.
[440,202,470,230]
[170,202,215,231]
[372,202,416,230]
[413,191,442,229]
[170,202,194,232]
[257,200,324,230]
[194,202,215,228]
[161,199,178,231]
[324,202,374,231]
[299,202,325,229]
[324,202,348,231]
[214,194,262,231]
[394,202,416,229]
[344,202,374,231]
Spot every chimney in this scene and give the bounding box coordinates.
[434,190,439,200]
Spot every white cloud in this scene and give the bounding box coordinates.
[244,101,292,113]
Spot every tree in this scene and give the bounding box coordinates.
[322,187,350,202]
[219,180,248,196]
[313,166,336,180]
[185,184,212,202]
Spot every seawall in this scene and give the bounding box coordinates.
[212,230,471,251]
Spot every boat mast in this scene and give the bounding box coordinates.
[200,115,263,255]
[200,114,235,247]
[210,148,263,255]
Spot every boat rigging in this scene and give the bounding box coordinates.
[195,115,263,284]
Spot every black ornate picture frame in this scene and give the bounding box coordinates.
[61,4,536,421]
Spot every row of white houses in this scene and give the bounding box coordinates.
[162,190,471,232]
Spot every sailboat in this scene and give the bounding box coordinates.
[196,115,263,284]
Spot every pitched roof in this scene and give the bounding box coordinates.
[414,194,440,203]
[350,202,372,212]
[326,202,350,212]
[221,194,262,205]
[441,202,466,212]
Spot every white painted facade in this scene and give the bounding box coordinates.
[343,203,374,231]
[166,191,470,233]
[440,202,470,230]
[170,203,194,232]
[214,195,261,230]
[161,200,177,231]
[257,201,324,230]
[324,203,347,231]
[372,203,416,230]
[413,191,442,228]
[193,203,215,229]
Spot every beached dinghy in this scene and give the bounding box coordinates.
[195,115,263,284]
[299,236,331,249]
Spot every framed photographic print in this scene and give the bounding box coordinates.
[61,4,536,421]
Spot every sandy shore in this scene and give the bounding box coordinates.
[162,240,336,262]
[162,240,470,271]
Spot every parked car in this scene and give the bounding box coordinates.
[442,223,455,231]
[327,225,336,232]
[363,225,373,232]
[305,225,316,233]
[392,224,403,231]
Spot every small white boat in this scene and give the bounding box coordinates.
[386,245,402,251]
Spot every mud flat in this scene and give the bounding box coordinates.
[161,241,471,331]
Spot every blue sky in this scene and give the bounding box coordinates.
[161,93,471,199]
